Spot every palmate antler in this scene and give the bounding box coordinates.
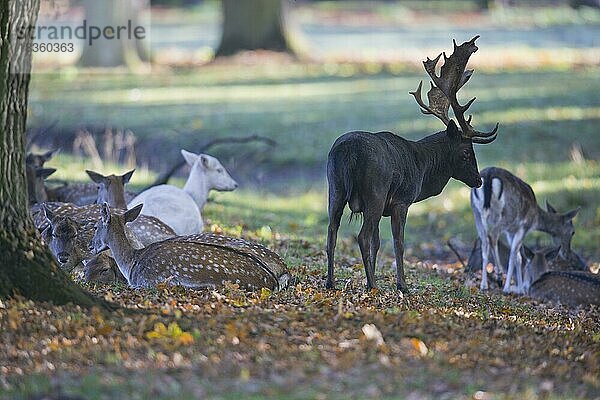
[410,36,499,144]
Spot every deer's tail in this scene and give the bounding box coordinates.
[483,175,503,210]
[327,142,359,223]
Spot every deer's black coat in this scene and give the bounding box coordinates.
[326,121,483,291]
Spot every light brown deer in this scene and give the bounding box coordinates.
[25,151,137,206]
[86,169,135,208]
[83,252,125,284]
[26,164,56,205]
[26,149,56,169]
[471,167,579,293]
[52,170,137,206]
[464,235,586,278]
[522,246,600,307]
[91,203,290,291]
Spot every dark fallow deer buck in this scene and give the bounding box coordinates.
[326,36,499,291]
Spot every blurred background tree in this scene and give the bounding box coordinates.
[80,0,149,68]
[216,0,299,56]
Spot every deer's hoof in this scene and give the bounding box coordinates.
[325,280,335,290]
[396,282,408,293]
[502,285,519,294]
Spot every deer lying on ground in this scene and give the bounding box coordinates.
[465,232,586,277]
[91,203,289,291]
[471,167,580,293]
[52,171,138,206]
[26,163,57,205]
[35,177,176,275]
[522,246,600,306]
[25,150,138,205]
[38,201,174,274]
[87,169,135,208]
[83,252,126,284]
[26,149,56,169]
[128,150,238,235]
[326,36,499,291]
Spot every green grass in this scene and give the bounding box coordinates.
[29,64,600,258]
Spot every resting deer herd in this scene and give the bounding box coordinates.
[27,37,599,307]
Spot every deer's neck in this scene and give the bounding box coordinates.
[413,139,453,202]
[534,207,557,235]
[183,171,210,211]
[108,192,128,209]
[107,224,137,283]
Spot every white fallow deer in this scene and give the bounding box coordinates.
[471,167,579,293]
[128,150,238,235]
[91,203,290,291]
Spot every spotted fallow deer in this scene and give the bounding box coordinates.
[91,203,290,291]
[35,202,175,272]
[522,246,600,307]
[326,36,499,292]
[471,167,580,293]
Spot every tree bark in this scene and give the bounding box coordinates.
[0,0,98,307]
[216,0,298,57]
[79,0,145,68]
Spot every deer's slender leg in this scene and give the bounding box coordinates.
[358,201,385,290]
[390,204,409,292]
[504,228,525,293]
[513,244,524,293]
[480,235,491,290]
[358,222,375,290]
[491,234,504,287]
[369,224,380,281]
[326,193,345,289]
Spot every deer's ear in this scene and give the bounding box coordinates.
[86,170,105,184]
[37,168,56,179]
[125,204,143,223]
[181,149,199,166]
[121,169,135,184]
[563,207,580,221]
[545,200,557,213]
[42,149,56,162]
[42,204,55,222]
[446,120,461,140]
[545,246,561,261]
[523,245,534,260]
[100,202,111,222]
[200,154,213,169]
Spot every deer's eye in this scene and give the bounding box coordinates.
[217,168,224,173]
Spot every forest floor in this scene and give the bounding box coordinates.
[3,3,600,399]
[1,229,599,399]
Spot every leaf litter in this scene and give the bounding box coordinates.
[0,234,598,399]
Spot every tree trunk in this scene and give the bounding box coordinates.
[216,0,298,57]
[0,0,99,307]
[79,0,145,68]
